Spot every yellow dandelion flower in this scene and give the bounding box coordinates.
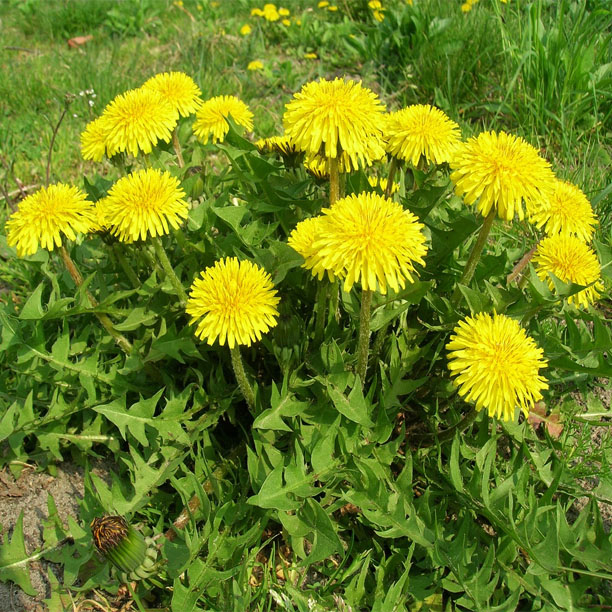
[283,78,386,171]
[288,217,335,281]
[327,5,338,11]
[368,176,400,194]
[186,257,280,348]
[385,105,461,166]
[248,60,264,71]
[529,179,597,242]
[450,131,556,221]
[92,198,110,232]
[193,95,254,145]
[103,88,177,157]
[80,116,110,162]
[304,52,318,59]
[533,235,603,308]
[101,169,189,243]
[263,3,280,20]
[318,0,329,6]
[304,155,329,179]
[251,8,264,16]
[141,71,202,118]
[255,135,297,156]
[6,184,96,257]
[461,2,472,11]
[307,191,428,294]
[373,9,385,21]
[368,0,382,8]
[282,18,291,26]
[279,7,290,16]
[447,312,548,422]
[240,24,252,35]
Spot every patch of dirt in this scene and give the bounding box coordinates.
[0,461,113,612]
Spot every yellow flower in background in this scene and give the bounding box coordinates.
[529,179,597,242]
[262,3,280,21]
[385,104,461,166]
[251,8,264,16]
[282,18,291,26]
[406,0,413,4]
[288,217,336,281]
[248,60,264,71]
[304,52,318,59]
[307,191,428,294]
[256,135,297,156]
[450,131,555,221]
[461,2,472,12]
[283,78,386,171]
[6,184,96,257]
[279,7,290,16]
[373,9,385,21]
[368,176,400,194]
[142,71,202,118]
[80,116,110,162]
[240,24,252,35]
[327,5,338,11]
[317,0,329,6]
[368,0,382,8]
[447,312,548,422]
[304,155,330,179]
[102,88,177,157]
[101,169,189,243]
[193,95,254,144]
[186,257,280,348]
[533,235,603,308]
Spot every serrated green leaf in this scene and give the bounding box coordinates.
[0,512,38,596]
[326,381,374,427]
[19,282,45,320]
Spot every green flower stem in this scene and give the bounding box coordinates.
[230,345,256,410]
[172,127,185,169]
[507,242,539,285]
[329,156,340,206]
[314,280,329,344]
[113,244,141,289]
[385,157,400,199]
[452,207,497,304]
[59,246,132,355]
[356,289,373,386]
[151,235,188,306]
[370,320,389,368]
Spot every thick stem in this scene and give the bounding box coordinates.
[172,127,185,169]
[452,208,497,304]
[329,156,340,206]
[507,242,539,285]
[59,246,132,354]
[151,235,188,306]
[356,289,373,387]
[230,345,256,410]
[314,280,329,344]
[385,157,400,199]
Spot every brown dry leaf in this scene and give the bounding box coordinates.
[68,35,94,48]
[528,401,563,439]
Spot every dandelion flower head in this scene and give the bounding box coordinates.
[447,312,548,421]
[288,217,335,281]
[283,78,386,171]
[6,184,96,257]
[247,60,264,71]
[533,234,603,309]
[529,178,597,242]
[240,24,252,36]
[186,257,280,348]
[102,87,177,157]
[80,116,111,162]
[385,105,461,166]
[306,191,428,294]
[193,95,254,145]
[450,131,555,221]
[100,169,189,243]
[142,71,202,118]
[256,135,297,156]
